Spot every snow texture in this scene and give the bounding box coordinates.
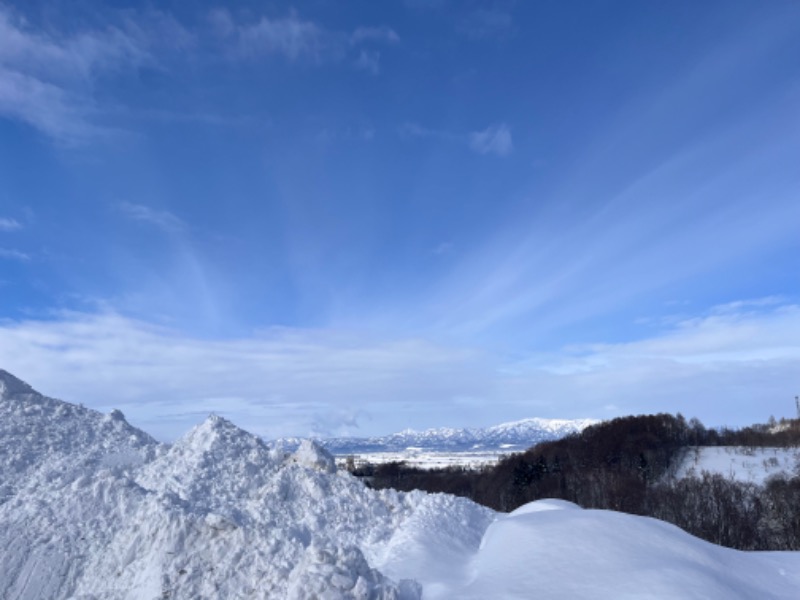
[0,370,486,599]
[2,369,800,599]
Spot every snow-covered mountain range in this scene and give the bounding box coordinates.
[277,417,598,455]
[3,368,800,599]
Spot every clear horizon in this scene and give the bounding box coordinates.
[1,1,799,440]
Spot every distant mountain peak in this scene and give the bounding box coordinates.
[287,416,600,455]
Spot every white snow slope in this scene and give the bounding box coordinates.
[2,369,800,599]
[674,446,800,485]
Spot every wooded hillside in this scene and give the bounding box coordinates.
[357,414,800,550]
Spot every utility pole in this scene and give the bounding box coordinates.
[796,396,800,420]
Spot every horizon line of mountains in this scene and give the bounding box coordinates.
[273,417,599,455]
[0,367,596,455]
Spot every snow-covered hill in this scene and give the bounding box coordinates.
[3,368,800,599]
[674,446,800,485]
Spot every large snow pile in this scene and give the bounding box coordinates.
[2,369,800,599]
[0,370,488,599]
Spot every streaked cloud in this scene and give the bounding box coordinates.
[400,121,513,156]
[0,5,400,143]
[0,65,101,143]
[499,300,800,425]
[354,50,381,75]
[0,5,190,143]
[210,9,398,67]
[0,7,150,81]
[469,123,513,156]
[210,9,339,62]
[117,202,186,234]
[0,247,30,261]
[0,217,21,231]
[422,105,799,340]
[398,122,440,139]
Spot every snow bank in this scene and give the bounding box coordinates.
[453,500,800,599]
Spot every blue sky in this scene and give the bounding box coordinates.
[1,0,799,440]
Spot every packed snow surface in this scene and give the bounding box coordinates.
[2,369,800,599]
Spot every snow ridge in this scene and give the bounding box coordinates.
[0,369,158,497]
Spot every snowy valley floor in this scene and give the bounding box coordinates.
[2,370,800,599]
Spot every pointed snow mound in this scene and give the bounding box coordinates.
[135,413,283,507]
[0,369,36,397]
[0,369,158,492]
[290,439,337,473]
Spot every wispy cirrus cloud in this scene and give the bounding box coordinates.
[209,9,399,69]
[0,5,180,145]
[0,5,398,143]
[0,217,21,231]
[0,64,101,143]
[209,9,337,62]
[502,300,800,425]
[398,122,444,139]
[117,202,186,234]
[400,121,514,156]
[469,123,513,156]
[0,8,150,81]
[422,103,799,341]
[0,247,30,261]
[354,50,382,75]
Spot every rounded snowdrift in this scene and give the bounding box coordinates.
[452,500,800,600]
[507,498,580,516]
